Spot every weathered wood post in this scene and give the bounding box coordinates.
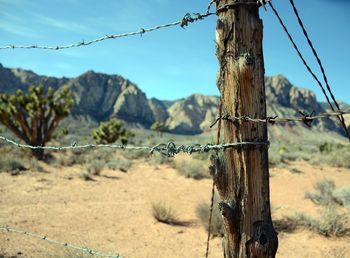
[213,1,278,257]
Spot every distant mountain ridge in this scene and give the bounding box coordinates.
[0,63,346,136]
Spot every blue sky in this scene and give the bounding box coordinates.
[0,0,349,103]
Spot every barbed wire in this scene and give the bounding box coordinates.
[0,135,269,157]
[0,227,121,258]
[267,1,350,141]
[210,110,350,128]
[287,0,350,141]
[205,98,223,258]
[206,0,218,14]
[0,11,214,51]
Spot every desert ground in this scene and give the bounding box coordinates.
[0,151,349,258]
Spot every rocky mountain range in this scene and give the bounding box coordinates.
[0,63,347,136]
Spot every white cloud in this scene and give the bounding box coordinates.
[34,14,99,36]
[0,12,41,38]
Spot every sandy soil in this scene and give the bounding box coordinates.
[0,160,349,258]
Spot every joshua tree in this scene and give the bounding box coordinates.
[151,121,166,137]
[92,118,134,145]
[0,85,74,160]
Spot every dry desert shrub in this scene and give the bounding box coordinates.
[29,157,44,172]
[174,159,210,180]
[152,202,187,226]
[85,160,104,176]
[291,207,348,237]
[289,167,303,174]
[0,153,26,174]
[306,179,350,208]
[196,194,224,237]
[148,153,173,167]
[290,179,350,237]
[107,158,132,172]
[121,148,149,160]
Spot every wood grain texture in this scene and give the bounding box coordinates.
[215,1,278,257]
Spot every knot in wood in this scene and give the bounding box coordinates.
[241,52,254,66]
[246,220,278,257]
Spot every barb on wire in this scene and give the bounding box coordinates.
[0,227,121,258]
[207,0,218,14]
[288,0,350,141]
[0,135,269,157]
[0,11,214,51]
[267,1,350,141]
[210,110,350,128]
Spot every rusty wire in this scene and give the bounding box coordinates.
[0,227,121,258]
[0,12,214,51]
[210,110,350,129]
[0,135,269,157]
[267,1,350,141]
[288,0,350,141]
[205,99,223,258]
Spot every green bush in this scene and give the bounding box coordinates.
[92,118,134,145]
[0,85,73,160]
[318,142,333,154]
[150,121,167,136]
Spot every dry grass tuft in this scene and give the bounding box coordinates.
[174,159,210,180]
[291,207,348,237]
[152,202,189,226]
[196,194,224,237]
[305,179,350,207]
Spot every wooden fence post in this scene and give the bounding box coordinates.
[213,1,278,257]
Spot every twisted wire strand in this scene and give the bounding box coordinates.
[205,99,223,258]
[0,135,269,157]
[0,227,121,258]
[207,0,219,14]
[288,0,350,141]
[267,1,350,140]
[0,12,214,51]
[210,110,350,128]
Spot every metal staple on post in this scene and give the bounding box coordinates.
[0,227,122,258]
